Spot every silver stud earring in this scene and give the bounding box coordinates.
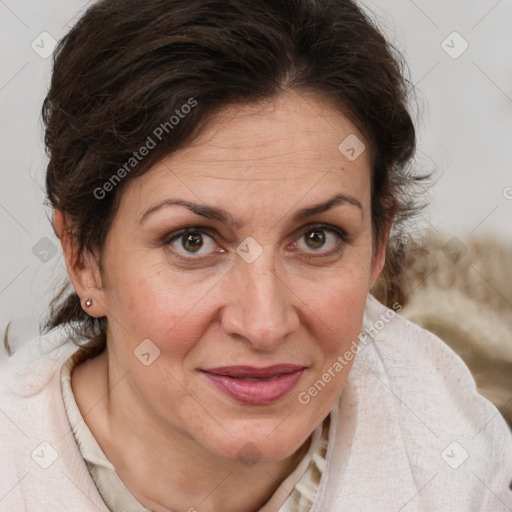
[85,298,93,308]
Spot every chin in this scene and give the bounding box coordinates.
[200,417,312,464]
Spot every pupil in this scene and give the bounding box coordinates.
[307,230,325,249]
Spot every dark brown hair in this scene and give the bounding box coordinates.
[42,0,425,357]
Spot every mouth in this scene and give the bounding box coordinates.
[200,364,306,405]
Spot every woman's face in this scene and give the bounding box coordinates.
[91,90,385,463]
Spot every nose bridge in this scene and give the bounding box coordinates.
[221,249,298,348]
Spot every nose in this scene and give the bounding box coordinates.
[220,255,300,350]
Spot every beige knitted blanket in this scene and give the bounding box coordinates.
[373,232,512,428]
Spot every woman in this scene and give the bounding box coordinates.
[1,0,511,510]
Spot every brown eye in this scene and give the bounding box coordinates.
[182,233,204,253]
[167,228,218,257]
[295,224,347,257]
[304,230,326,250]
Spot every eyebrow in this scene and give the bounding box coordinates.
[139,192,363,229]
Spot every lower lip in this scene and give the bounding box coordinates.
[203,370,305,405]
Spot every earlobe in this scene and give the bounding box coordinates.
[53,210,107,318]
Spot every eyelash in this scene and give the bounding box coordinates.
[163,223,349,263]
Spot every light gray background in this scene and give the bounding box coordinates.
[1,0,511,338]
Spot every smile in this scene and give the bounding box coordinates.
[200,365,306,405]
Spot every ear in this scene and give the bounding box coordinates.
[53,210,107,318]
[369,219,393,288]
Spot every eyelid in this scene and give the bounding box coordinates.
[294,222,348,243]
[163,227,221,263]
[163,225,217,243]
[291,223,349,260]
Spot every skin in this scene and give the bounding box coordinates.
[55,89,390,512]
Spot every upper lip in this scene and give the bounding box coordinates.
[201,364,305,378]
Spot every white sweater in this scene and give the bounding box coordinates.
[1,294,511,511]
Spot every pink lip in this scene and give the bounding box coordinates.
[201,365,305,405]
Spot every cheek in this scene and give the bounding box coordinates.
[298,248,372,334]
[306,276,368,356]
[104,228,372,359]
[104,257,215,351]
[293,273,368,414]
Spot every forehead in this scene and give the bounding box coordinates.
[179,90,368,173]
[120,90,372,219]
